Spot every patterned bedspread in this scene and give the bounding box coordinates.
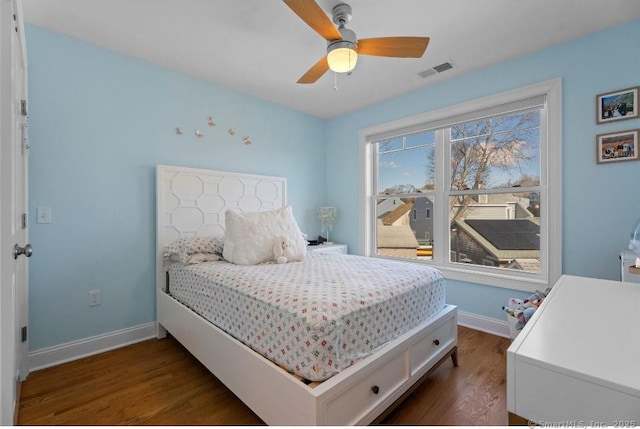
[168,253,445,381]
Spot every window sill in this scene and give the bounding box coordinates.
[436,265,552,293]
[370,254,554,293]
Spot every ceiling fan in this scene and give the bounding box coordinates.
[283,0,430,84]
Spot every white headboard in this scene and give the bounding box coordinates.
[156,164,287,291]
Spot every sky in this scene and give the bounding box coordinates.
[378,144,434,192]
[377,111,541,193]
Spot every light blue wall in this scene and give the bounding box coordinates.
[26,20,640,350]
[326,20,640,319]
[26,25,326,350]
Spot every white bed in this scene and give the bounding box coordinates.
[156,164,458,425]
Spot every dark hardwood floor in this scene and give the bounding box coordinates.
[17,326,511,425]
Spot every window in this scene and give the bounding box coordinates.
[359,79,562,291]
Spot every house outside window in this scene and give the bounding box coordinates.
[359,79,562,291]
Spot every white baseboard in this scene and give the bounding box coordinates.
[28,322,157,372]
[457,310,511,339]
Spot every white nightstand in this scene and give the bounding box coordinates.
[620,250,640,283]
[307,243,348,255]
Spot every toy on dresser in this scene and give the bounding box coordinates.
[502,288,551,331]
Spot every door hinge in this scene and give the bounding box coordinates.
[21,99,27,116]
[21,213,27,229]
[21,326,27,343]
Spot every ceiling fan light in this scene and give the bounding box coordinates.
[327,41,358,73]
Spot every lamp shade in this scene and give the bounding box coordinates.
[318,207,337,243]
[318,207,337,225]
[327,42,358,73]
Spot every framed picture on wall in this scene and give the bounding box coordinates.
[596,86,638,124]
[596,129,639,164]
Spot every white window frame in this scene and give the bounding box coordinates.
[359,78,562,292]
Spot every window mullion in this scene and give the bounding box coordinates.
[432,128,448,265]
[369,142,378,257]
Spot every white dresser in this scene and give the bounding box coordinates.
[507,275,640,425]
[307,243,348,255]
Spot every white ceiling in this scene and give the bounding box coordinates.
[21,0,640,119]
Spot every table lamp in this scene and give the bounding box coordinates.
[318,207,337,244]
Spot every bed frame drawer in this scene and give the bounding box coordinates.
[324,351,409,425]
[322,309,457,425]
[410,316,457,375]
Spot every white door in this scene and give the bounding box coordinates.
[0,0,30,424]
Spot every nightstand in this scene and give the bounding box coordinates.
[307,243,348,255]
[620,250,640,283]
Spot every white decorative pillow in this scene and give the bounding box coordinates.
[223,206,307,265]
[164,236,224,264]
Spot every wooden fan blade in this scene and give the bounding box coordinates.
[357,37,430,58]
[283,0,342,41]
[297,56,329,84]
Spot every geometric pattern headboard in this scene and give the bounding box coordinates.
[156,164,287,290]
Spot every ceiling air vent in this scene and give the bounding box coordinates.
[418,61,455,78]
[418,69,437,78]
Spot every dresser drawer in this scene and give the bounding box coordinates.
[410,316,456,375]
[324,351,408,425]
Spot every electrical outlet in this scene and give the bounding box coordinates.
[88,290,101,307]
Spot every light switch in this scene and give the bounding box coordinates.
[36,207,51,224]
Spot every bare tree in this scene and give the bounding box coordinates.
[427,111,539,222]
[383,184,417,194]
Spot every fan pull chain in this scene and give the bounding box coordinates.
[333,72,338,91]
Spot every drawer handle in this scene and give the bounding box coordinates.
[371,385,380,395]
[433,339,440,346]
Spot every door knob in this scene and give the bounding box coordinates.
[13,243,32,259]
